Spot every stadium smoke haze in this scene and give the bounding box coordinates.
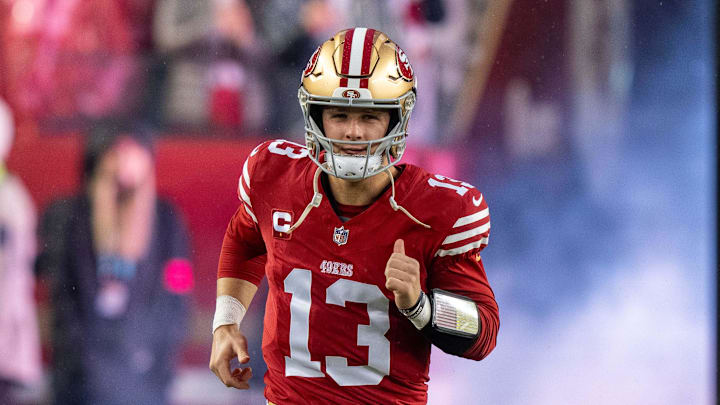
[428,1,714,403]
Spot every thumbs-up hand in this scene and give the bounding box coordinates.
[385,239,422,310]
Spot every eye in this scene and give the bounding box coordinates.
[331,113,347,119]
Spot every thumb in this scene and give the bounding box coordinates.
[237,352,250,364]
[236,338,250,364]
[393,239,405,255]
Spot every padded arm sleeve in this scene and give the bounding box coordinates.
[426,250,499,360]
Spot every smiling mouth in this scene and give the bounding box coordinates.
[335,145,370,155]
[340,149,367,155]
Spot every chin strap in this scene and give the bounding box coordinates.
[385,169,431,229]
[287,166,324,234]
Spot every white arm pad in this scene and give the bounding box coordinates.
[212,295,247,334]
[409,293,432,330]
[400,291,432,330]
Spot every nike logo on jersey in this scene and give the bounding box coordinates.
[472,195,483,206]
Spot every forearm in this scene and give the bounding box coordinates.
[210,280,255,390]
[462,303,499,360]
[423,253,500,360]
[217,277,258,311]
[422,296,498,361]
[213,277,260,334]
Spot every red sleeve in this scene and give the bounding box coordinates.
[428,191,498,360]
[428,251,499,360]
[216,204,267,285]
[217,141,272,285]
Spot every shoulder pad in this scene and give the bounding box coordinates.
[422,173,490,258]
[237,139,311,222]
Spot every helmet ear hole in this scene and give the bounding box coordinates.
[386,109,401,137]
[309,105,325,133]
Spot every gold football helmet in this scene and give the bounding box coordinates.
[299,27,417,180]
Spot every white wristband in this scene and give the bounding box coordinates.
[212,295,247,334]
[408,293,432,330]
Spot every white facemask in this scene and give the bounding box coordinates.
[325,154,383,180]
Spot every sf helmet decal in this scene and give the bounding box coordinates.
[342,89,361,98]
[396,46,414,81]
[303,46,322,77]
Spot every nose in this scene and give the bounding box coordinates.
[344,117,364,141]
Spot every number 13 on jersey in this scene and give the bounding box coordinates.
[284,269,390,386]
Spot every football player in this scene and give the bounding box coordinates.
[209,27,499,404]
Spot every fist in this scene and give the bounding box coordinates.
[384,239,421,310]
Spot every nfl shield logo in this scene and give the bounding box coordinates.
[333,226,349,246]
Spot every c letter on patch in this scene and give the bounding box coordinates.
[272,210,292,240]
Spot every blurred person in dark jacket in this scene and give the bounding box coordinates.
[0,99,42,404]
[36,121,194,405]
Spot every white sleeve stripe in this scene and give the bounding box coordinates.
[242,159,250,189]
[243,204,258,223]
[453,208,489,228]
[442,222,490,245]
[435,237,489,257]
[238,178,252,207]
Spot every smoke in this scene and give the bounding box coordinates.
[429,254,712,404]
[428,2,714,404]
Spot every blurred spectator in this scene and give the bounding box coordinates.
[153,0,267,133]
[3,0,142,124]
[35,121,193,404]
[0,99,42,404]
[327,0,402,40]
[255,0,339,136]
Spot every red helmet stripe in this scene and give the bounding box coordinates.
[341,28,355,76]
[359,29,375,88]
[360,29,375,76]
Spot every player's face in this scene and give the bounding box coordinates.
[322,107,391,155]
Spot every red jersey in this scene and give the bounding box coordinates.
[218,140,499,405]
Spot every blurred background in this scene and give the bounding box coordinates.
[0,0,715,404]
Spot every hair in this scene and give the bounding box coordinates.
[82,119,155,184]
